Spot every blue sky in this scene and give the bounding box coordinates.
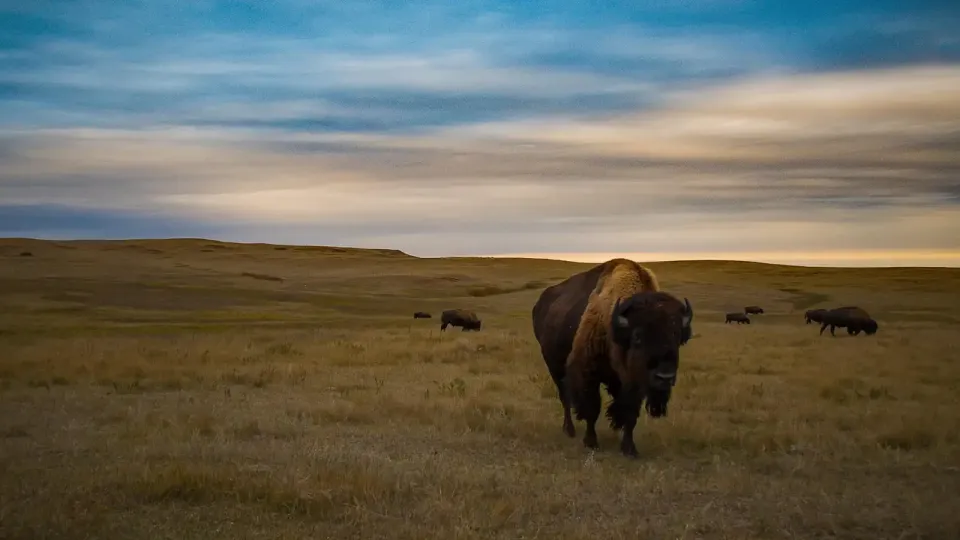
[1,0,959,265]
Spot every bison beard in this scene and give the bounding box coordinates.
[603,385,670,430]
[644,387,670,418]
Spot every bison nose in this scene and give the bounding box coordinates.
[653,371,677,388]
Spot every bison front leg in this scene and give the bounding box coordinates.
[565,369,600,450]
[616,391,641,458]
[579,382,601,450]
[819,322,829,336]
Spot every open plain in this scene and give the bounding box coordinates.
[1,238,959,539]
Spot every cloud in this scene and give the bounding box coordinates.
[3,65,959,199]
[5,1,954,137]
[2,2,960,264]
[1,2,792,135]
[448,65,960,167]
[802,10,960,70]
[0,203,227,240]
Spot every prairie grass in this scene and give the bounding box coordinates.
[1,238,959,539]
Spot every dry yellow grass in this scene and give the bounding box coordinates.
[1,237,959,539]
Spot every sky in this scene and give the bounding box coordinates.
[1,0,959,266]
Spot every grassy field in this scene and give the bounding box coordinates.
[1,237,959,540]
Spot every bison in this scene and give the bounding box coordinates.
[440,309,482,331]
[805,308,828,324]
[413,311,432,319]
[531,258,693,458]
[818,306,878,337]
[744,305,764,315]
[725,312,751,324]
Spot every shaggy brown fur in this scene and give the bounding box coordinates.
[805,308,828,324]
[440,309,481,331]
[725,312,751,324]
[532,258,693,458]
[819,306,878,336]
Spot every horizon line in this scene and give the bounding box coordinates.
[480,249,960,268]
[3,237,959,269]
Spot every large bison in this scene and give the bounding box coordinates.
[531,258,693,458]
[805,308,828,324]
[819,306,878,337]
[725,312,751,324]
[744,305,764,315]
[413,311,432,319]
[440,309,482,331]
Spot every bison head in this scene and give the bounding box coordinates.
[862,318,878,335]
[610,291,693,418]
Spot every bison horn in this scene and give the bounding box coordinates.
[681,297,693,327]
[612,297,630,329]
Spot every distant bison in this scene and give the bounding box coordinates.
[744,305,764,315]
[413,311,432,319]
[819,306,878,337]
[725,312,751,324]
[805,308,828,324]
[440,309,481,331]
[531,258,693,458]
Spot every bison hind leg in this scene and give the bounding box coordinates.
[552,372,575,438]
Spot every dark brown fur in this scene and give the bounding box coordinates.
[725,312,751,324]
[531,258,693,458]
[819,306,878,336]
[440,309,481,331]
[744,305,764,314]
[413,311,432,319]
[805,308,827,324]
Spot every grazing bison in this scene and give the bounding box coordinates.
[744,305,764,315]
[725,312,751,324]
[805,308,828,324]
[413,311,432,319]
[440,309,482,331]
[818,306,878,337]
[531,258,693,458]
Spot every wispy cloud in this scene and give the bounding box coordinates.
[1,1,959,264]
[450,65,960,165]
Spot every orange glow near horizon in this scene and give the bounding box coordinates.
[484,249,960,268]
